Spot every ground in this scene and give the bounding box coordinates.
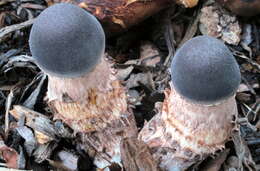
[0,0,259,170]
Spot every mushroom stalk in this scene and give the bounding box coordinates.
[48,57,137,168]
[47,57,112,107]
[139,85,237,170]
[47,0,199,35]
[138,35,241,170]
[29,3,138,169]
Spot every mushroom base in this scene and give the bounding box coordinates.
[47,57,137,169]
[138,84,237,170]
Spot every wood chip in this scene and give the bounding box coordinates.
[10,105,56,144]
[120,138,159,171]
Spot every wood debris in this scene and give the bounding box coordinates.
[0,0,259,170]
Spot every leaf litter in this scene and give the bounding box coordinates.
[0,0,259,170]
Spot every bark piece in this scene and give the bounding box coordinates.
[232,129,256,170]
[16,126,37,156]
[199,3,241,45]
[46,0,199,35]
[10,105,56,144]
[33,141,58,163]
[216,0,260,17]
[120,137,159,171]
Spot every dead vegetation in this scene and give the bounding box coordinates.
[0,0,259,170]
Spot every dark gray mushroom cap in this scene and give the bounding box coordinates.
[29,3,105,78]
[171,35,241,104]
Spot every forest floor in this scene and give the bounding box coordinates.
[0,0,259,170]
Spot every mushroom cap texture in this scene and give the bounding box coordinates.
[29,3,105,78]
[171,35,241,104]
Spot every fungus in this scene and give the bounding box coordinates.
[171,36,241,104]
[216,0,260,17]
[29,3,137,169]
[138,35,241,170]
[29,3,105,78]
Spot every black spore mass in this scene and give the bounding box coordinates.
[171,35,241,103]
[29,3,105,78]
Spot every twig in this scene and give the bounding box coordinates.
[0,18,35,42]
[232,50,260,72]
[178,10,201,48]
[242,103,256,116]
[253,22,260,54]
[163,11,175,66]
[253,103,260,121]
[241,76,256,95]
[5,89,13,135]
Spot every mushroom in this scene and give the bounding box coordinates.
[138,35,241,170]
[29,3,137,169]
[216,0,260,17]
